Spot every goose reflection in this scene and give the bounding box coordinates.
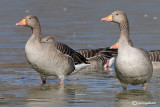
[115,90,153,107]
[25,83,88,106]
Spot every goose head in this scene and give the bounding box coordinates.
[16,15,40,28]
[101,11,128,24]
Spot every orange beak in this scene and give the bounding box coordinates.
[110,42,119,49]
[101,14,112,21]
[16,19,26,26]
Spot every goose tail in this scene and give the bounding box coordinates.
[104,57,115,68]
[71,63,90,74]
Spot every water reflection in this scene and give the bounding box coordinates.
[25,83,89,106]
[115,90,152,107]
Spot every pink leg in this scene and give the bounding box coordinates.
[142,83,148,91]
[59,75,64,85]
[60,80,64,85]
[106,60,110,70]
[143,87,146,91]
[106,60,109,67]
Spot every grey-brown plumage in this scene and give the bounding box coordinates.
[42,36,117,68]
[42,36,89,64]
[87,56,108,67]
[16,15,89,84]
[77,48,117,67]
[113,40,160,63]
[102,11,153,90]
[149,50,160,62]
[54,42,89,65]
[148,50,160,69]
[76,48,117,59]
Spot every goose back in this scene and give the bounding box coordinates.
[76,47,117,58]
[149,50,160,62]
[53,41,89,65]
[41,36,88,64]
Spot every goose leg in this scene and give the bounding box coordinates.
[106,60,109,67]
[59,75,64,85]
[40,75,46,84]
[106,60,110,71]
[142,83,148,91]
[60,80,64,85]
[122,83,127,90]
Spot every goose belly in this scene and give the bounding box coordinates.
[115,52,152,85]
[25,45,75,76]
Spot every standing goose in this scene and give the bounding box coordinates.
[42,36,117,68]
[16,15,89,84]
[101,11,153,90]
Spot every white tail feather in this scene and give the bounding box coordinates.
[71,64,90,74]
[108,57,115,67]
[104,57,115,69]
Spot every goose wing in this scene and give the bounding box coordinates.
[54,42,89,64]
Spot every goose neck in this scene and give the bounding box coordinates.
[118,21,132,50]
[31,25,41,42]
[119,21,130,40]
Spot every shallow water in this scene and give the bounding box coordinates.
[0,0,160,107]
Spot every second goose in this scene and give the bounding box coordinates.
[101,11,153,90]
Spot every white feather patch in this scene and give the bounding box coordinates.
[71,63,90,74]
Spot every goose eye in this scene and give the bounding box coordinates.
[29,17,32,19]
[116,14,119,15]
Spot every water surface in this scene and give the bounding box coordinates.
[0,0,160,107]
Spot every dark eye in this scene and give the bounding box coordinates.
[29,17,32,19]
[116,14,118,15]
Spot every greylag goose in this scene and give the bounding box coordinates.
[42,36,117,68]
[101,11,153,90]
[16,15,89,84]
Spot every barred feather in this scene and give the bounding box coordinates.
[76,47,117,67]
[41,36,118,67]
[76,47,117,59]
[53,42,88,64]
[149,50,160,62]
[87,56,108,66]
